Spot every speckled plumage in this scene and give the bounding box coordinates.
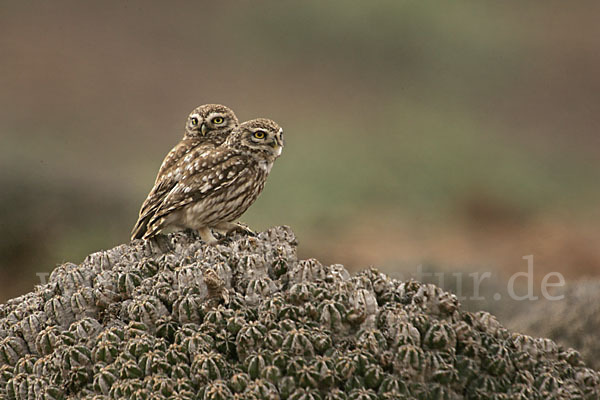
[131,104,239,240]
[142,118,284,243]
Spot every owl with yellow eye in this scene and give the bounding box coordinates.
[142,118,284,244]
[131,104,239,240]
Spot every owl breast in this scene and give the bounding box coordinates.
[259,160,274,174]
[181,164,268,229]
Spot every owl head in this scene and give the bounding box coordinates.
[184,104,239,144]
[226,118,284,160]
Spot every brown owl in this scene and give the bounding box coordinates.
[142,118,284,244]
[131,104,239,240]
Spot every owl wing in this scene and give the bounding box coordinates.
[130,140,210,240]
[143,148,251,238]
[154,138,201,184]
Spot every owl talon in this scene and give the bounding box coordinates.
[228,223,256,237]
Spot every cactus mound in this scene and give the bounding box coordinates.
[509,280,600,371]
[0,226,598,399]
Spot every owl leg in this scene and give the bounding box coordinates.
[197,227,218,245]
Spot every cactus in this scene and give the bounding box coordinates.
[0,226,598,399]
[508,280,600,371]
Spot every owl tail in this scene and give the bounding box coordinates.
[130,216,149,241]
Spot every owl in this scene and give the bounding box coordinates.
[131,104,239,240]
[142,118,284,244]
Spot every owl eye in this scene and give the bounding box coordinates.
[212,117,224,124]
[253,130,266,139]
[190,117,199,126]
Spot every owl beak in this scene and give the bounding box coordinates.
[271,139,283,157]
[275,130,284,147]
[271,131,284,156]
[272,144,283,157]
[200,123,208,136]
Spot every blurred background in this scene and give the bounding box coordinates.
[1,0,599,328]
